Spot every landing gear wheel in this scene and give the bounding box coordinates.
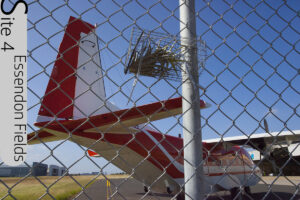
[176,191,185,200]
[230,187,242,200]
[244,186,251,196]
[167,187,172,195]
[144,186,148,193]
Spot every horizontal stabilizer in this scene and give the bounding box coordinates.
[84,97,208,133]
[34,97,209,134]
[27,130,62,145]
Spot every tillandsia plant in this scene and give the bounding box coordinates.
[125,37,184,82]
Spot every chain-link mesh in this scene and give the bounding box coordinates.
[0,0,299,200]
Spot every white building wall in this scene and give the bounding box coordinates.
[249,150,263,161]
[288,143,300,156]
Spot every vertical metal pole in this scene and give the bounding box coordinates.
[179,0,205,200]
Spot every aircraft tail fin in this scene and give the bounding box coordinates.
[37,16,118,123]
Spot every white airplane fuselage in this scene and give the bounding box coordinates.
[32,123,262,195]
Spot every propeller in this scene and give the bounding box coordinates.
[263,119,269,134]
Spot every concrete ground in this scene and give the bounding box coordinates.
[73,176,300,200]
[259,176,300,186]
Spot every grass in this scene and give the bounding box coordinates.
[0,175,129,200]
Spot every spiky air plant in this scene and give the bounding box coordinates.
[124,30,207,103]
[125,42,184,81]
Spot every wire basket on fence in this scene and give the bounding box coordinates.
[124,29,208,82]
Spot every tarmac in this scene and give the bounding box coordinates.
[74,177,300,200]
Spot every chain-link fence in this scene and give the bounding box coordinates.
[0,0,300,199]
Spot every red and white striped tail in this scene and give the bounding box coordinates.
[37,16,118,122]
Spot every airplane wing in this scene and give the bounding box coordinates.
[28,97,209,144]
[204,130,300,151]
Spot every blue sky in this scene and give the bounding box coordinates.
[2,0,299,174]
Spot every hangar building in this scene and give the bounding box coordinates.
[0,165,30,177]
[49,165,67,176]
[32,162,48,176]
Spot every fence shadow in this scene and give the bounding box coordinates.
[207,192,300,200]
[206,184,300,200]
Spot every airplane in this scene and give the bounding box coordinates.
[28,16,300,200]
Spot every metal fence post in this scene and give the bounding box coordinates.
[179,0,205,200]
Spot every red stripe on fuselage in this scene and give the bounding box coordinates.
[206,170,259,177]
[47,126,185,178]
[30,123,252,179]
[28,125,254,179]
